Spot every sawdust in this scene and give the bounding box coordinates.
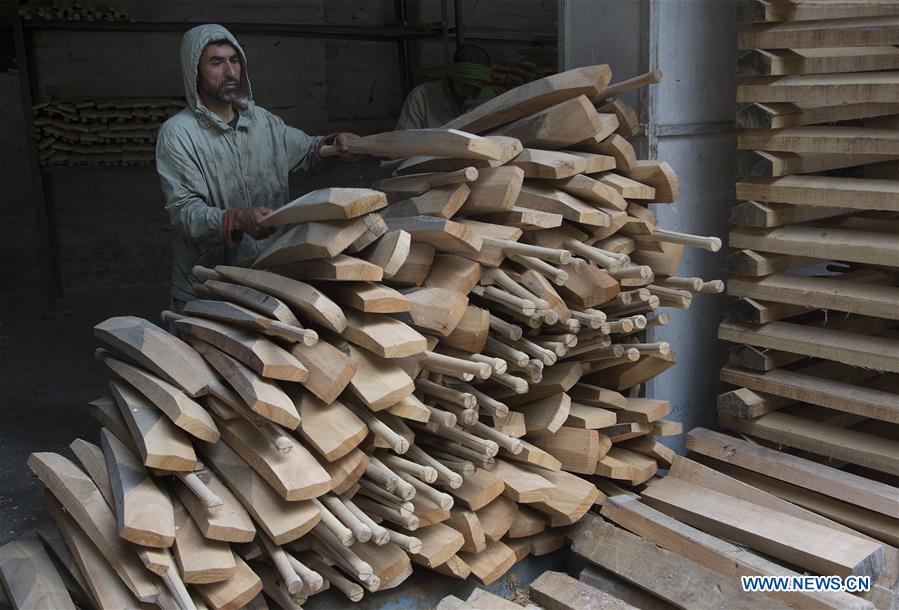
[505,573,531,606]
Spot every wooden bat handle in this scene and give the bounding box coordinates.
[593,69,663,103]
[427,166,479,187]
[191,265,220,281]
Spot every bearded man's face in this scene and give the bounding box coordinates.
[198,42,242,104]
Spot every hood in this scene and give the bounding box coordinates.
[180,24,255,129]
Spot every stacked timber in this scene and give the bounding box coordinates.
[569,447,897,609]
[723,0,899,484]
[32,98,185,167]
[6,65,724,609]
[18,0,129,21]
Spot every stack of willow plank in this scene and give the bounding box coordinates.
[32,98,186,167]
[3,65,724,610]
[721,3,899,480]
[569,445,897,610]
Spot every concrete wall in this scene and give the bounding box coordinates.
[2,0,553,303]
[561,0,736,449]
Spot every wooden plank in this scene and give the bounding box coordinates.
[343,129,503,160]
[456,166,523,216]
[736,175,899,212]
[451,467,505,511]
[530,570,639,610]
[442,65,611,133]
[408,523,465,569]
[738,150,898,177]
[289,337,358,404]
[213,265,346,333]
[329,282,410,314]
[201,441,320,545]
[381,184,472,219]
[739,126,899,155]
[719,411,899,475]
[97,352,219,443]
[517,183,611,227]
[549,174,628,211]
[173,315,308,382]
[579,565,677,610]
[47,496,143,609]
[531,426,606,475]
[719,366,899,423]
[373,168,477,202]
[26,453,159,602]
[600,496,871,610]
[740,0,899,23]
[641,476,885,578]
[194,342,300,429]
[668,456,899,603]
[718,319,899,373]
[171,496,236,584]
[293,391,367,462]
[448,509,487,553]
[700,458,899,547]
[0,540,76,610]
[253,215,380,268]
[174,471,256,543]
[571,513,783,610]
[739,16,899,50]
[198,279,302,327]
[736,100,899,129]
[574,134,637,171]
[506,148,589,179]
[193,555,262,610]
[423,255,482,295]
[34,520,92,607]
[394,136,523,175]
[566,403,617,429]
[274,253,384,282]
[344,341,414,410]
[100,429,175,548]
[729,225,899,267]
[94,315,219,397]
[476,206,564,230]
[727,272,899,319]
[687,428,899,519]
[726,249,817,276]
[397,287,468,336]
[109,380,198,472]
[489,96,613,149]
[738,46,899,76]
[457,541,516,587]
[491,460,555,503]
[342,309,427,358]
[361,229,411,279]
[384,216,483,255]
[442,305,490,353]
[260,187,387,225]
[737,72,899,104]
[596,173,655,200]
[216,416,331,501]
[528,467,600,526]
[620,160,679,203]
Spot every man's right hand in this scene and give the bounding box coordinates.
[234,207,276,240]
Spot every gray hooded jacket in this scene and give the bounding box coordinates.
[156,24,321,302]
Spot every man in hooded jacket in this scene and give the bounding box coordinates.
[156,24,356,310]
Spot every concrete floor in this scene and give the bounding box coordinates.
[0,284,170,545]
[0,283,581,607]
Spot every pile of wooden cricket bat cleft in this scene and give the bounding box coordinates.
[6,64,725,610]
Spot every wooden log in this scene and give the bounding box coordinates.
[442,65,612,133]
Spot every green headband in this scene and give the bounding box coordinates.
[447,62,496,99]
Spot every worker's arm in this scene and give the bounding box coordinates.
[395,86,427,131]
[156,126,272,247]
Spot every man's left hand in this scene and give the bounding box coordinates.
[333,133,361,161]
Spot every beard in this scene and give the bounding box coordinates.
[200,77,240,103]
